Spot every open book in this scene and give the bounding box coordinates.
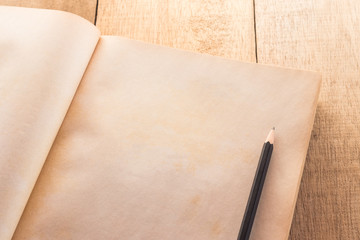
[0,6,321,240]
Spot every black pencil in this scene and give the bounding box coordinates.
[237,127,275,240]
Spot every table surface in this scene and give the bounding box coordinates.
[1,0,359,239]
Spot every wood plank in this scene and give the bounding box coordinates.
[96,0,256,62]
[0,0,97,23]
[255,1,360,239]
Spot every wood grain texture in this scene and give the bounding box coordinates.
[255,1,360,239]
[0,0,97,22]
[96,0,256,62]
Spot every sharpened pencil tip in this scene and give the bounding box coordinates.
[265,128,275,144]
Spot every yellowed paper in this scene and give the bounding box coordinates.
[0,7,99,240]
[13,37,321,240]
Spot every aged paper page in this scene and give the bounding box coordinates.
[13,37,320,240]
[0,7,99,240]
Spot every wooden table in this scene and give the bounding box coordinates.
[1,0,359,239]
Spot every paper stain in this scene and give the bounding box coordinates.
[211,220,223,236]
[179,195,201,222]
[191,195,201,206]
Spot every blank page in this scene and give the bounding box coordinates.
[13,36,320,240]
[0,7,99,240]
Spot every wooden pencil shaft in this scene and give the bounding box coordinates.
[244,144,273,239]
[238,142,272,240]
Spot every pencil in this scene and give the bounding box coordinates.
[237,127,275,240]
